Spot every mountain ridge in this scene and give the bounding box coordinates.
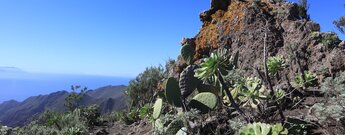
[0,85,128,127]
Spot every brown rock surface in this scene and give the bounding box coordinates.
[176,0,345,82]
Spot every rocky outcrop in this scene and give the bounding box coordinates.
[176,0,344,83]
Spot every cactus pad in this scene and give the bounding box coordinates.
[179,65,200,98]
[188,92,218,113]
[165,119,184,135]
[181,44,195,65]
[165,77,183,107]
[153,98,163,119]
[154,119,164,134]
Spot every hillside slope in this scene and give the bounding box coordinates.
[0,85,127,127]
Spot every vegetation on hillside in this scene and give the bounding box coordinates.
[334,4,345,35]
[125,59,175,109]
[2,0,345,135]
[0,86,104,135]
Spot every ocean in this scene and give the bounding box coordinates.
[0,72,131,103]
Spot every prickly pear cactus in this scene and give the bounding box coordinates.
[239,122,271,135]
[181,44,195,65]
[154,119,164,134]
[153,98,163,119]
[196,83,218,94]
[179,65,200,98]
[176,127,187,135]
[165,77,183,107]
[165,119,184,135]
[188,92,218,113]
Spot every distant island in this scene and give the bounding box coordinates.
[0,67,25,73]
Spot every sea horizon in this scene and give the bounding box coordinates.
[0,71,131,103]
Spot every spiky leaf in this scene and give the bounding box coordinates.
[194,48,236,83]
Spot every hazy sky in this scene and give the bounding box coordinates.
[0,0,344,77]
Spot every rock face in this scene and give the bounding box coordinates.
[177,0,344,82]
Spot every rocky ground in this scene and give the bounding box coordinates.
[90,119,152,135]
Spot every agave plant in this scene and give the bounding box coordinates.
[294,70,317,88]
[274,89,286,104]
[239,122,288,135]
[194,48,245,116]
[237,77,267,109]
[194,48,237,84]
[267,56,287,76]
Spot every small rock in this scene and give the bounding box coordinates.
[339,41,345,48]
[95,129,108,135]
[305,21,320,32]
[211,0,230,11]
[199,10,211,22]
[181,38,195,46]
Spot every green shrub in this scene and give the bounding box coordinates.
[310,32,320,39]
[65,127,85,135]
[228,118,247,133]
[334,13,345,35]
[297,0,310,20]
[104,111,126,123]
[309,74,345,124]
[65,85,87,112]
[125,66,165,108]
[80,104,100,127]
[321,33,340,47]
[310,101,344,124]
[16,106,93,134]
[294,70,317,88]
[0,126,10,135]
[321,75,345,97]
[139,104,153,120]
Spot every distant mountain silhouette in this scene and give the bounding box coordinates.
[0,67,25,73]
[0,85,128,127]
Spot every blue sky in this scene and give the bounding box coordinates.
[0,0,343,77]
